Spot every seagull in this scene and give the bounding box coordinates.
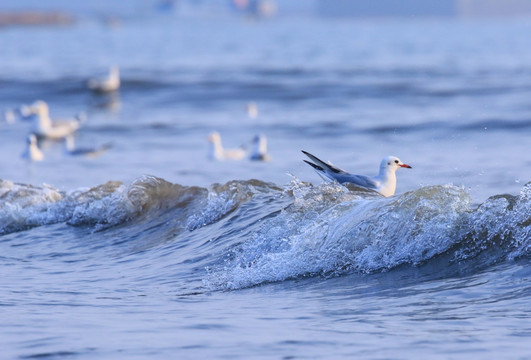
[246,102,258,119]
[302,150,412,197]
[207,131,246,161]
[3,108,18,124]
[28,100,83,140]
[3,105,32,123]
[88,66,120,93]
[249,134,271,162]
[21,134,44,162]
[64,135,112,158]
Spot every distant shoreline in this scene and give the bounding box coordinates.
[0,11,75,27]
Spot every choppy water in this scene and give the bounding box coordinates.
[1,6,531,359]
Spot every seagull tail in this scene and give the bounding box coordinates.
[303,160,335,183]
[301,150,347,176]
[301,150,336,171]
[303,159,324,172]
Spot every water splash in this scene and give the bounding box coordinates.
[205,181,531,291]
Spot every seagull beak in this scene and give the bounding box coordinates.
[400,164,412,169]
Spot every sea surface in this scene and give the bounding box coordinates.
[1,4,531,359]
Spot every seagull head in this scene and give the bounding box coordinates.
[251,134,266,146]
[30,100,49,116]
[381,156,412,173]
[207,131,221,144]
[251,134,268,155]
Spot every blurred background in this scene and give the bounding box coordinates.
[1,0,531,202]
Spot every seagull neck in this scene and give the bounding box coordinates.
[110,67,119,78]
[38,114,52,129]
[259,138,267,154]
[378,166,396,183]
[209,140,224,158]
[65,136,75,151]
[375,167,397,196]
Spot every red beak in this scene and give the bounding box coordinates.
[400,164,412,169]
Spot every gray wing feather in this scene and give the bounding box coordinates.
[331,173,379,189]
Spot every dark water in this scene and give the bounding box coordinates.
[1,7,531,359]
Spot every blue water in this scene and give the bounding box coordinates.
[1,5,531,359]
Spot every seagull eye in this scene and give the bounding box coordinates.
[394,160,399,164]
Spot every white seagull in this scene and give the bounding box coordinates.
[207,131,246,161]
[3,105,33,123]
[88,66,120,93]
[3,108,18,124]
[246,102,258,119]
[28,100,83,140]
[249,134,271,162]
[302,150,412,197]
[64,135,112,158]
[21,134,44,162]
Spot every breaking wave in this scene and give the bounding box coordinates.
[1,176,529,291]
[204,179,531,290]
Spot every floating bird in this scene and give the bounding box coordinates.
[3,108,18,124]
[2,105,33,123]
[246,102,258,119]
[63,135,112,158]
[28,100,83,140]
[302,150,412,197]
[21,134,44,162]
[88,66,120,93]
[207,131,246,161]
[249,134,271,162]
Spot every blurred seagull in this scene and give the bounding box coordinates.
[249,134,271,162]
[3,108,18,124]
[3,105,33,123]
[64,135,112,158]
[246,102,258,119]
[21,134,44,162]
[28,100,83,140]
[302,150,412,197]
[88,66,120,93]
[207,131,246,161]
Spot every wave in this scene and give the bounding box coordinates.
[0,176,277,236]
[1,176,529,291]
[0,176,201,234]
[204,179,531,290]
